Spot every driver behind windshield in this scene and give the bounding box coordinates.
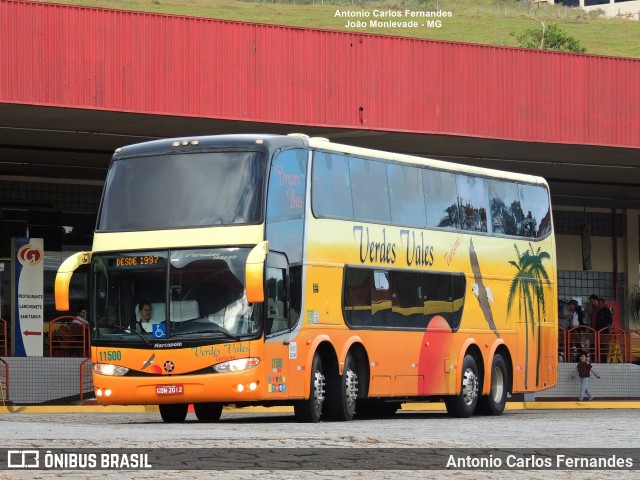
[130,301,152,332]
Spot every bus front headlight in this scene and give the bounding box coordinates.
[213,357,260,373]
[93,363,129,376]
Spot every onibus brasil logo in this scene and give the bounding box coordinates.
[17,244,43,266]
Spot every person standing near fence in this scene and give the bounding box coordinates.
[566,299,586,360]
[585,294,598,327]
[596,298,613,362]
[72,305,88,325]
[558,300,572,330]
[595,298,613,332]
[567,299,584,327]
[572,352,600,401]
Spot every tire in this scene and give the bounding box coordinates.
[476,354,508,416]
[356,400,400,419]
[444,354,480,418]
[293,353,325,423]
[159,403,188,423]
[193,402,223,422]
[326,353,358,421]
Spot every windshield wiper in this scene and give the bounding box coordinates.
[172,328,241,341]
[101,323,152,346]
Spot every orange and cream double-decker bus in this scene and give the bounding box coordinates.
[55,133,557,423]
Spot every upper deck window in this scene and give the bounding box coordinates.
[423,169,458,229]
[311,153,354,219]
[311,150,551,240]
[349,156,391,223]
[97,151,265,231]
[489,179,522,236]
[456,175,489,233]
[266,149,307,221]
[388,163,426,227]
[519,183,552,238]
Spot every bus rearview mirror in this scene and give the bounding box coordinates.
[55,251,92,311]
[245,241,269,304]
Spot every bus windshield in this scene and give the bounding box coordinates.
[91,247,258,342]
[97,151,265,231]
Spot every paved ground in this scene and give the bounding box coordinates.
[0,406,638,479]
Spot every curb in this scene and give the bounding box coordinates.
[2,401,639,414]
[402,401,640,411]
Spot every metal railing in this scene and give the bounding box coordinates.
[558,326,639,363]
[48,316,90,358]
[0,358,8,405]
[80,357,95,404]
[0,317,7,357]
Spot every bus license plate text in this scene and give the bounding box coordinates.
[156,384,184,396]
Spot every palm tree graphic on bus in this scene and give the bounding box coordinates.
[507,243,551,389]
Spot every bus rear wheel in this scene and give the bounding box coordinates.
[293,353,325,423]
[327,353,358,421]
[193,402,223,422]
[159,403,188,423]
[444,354,480,418]
[476,354,508,416]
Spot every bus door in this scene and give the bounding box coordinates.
[263,253,292,399]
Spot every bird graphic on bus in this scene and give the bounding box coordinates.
[141,353,155,370]
[472,282,494,303]
[468,239,500,337]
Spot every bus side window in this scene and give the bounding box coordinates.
[372,270,391,326]
[266,267,288,336]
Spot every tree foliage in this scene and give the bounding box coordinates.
[507,243,551,389]
[512,23,586,53]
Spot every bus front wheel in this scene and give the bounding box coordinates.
[159,403,188,423]
[476,354,508,416]
[193,402,223,422]
[293,353,325,423]
[444,354,480,418]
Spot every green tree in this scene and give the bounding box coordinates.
[525,243,551,386]
[506,243,551,389]
[507,245,535,389]
[512,23,587,53]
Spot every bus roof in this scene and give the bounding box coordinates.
[112,133,548,187]
[306,136,547,187]
[112,134,306,159]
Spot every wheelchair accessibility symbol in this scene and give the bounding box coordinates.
[153,323,166,339]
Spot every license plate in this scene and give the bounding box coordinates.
[156,384,184,396]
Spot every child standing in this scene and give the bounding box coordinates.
[572,353,600,401]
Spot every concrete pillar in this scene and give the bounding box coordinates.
[624,209,640,329]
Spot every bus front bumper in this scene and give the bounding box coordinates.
[92,370,264,405]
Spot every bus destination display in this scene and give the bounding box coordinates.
[108,255,164,267]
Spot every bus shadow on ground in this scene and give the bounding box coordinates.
[127,410,452,425]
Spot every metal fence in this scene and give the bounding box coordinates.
[48,316,90,358]
[0,358,8,405]
[0,357,92,405]
[1,326,639,406]
[558,327,640,364]
[0,317,7,357]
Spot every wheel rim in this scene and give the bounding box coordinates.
[312,369,326,412]
[461,367,478,406]
[344,367,358,407]
[491,366,504,403]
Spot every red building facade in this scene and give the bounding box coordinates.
[1,0,639,148]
